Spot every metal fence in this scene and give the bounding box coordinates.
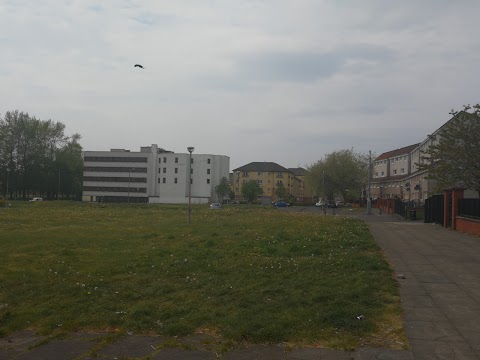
[394,199,416,219]
[424,194,445,225]
[458,198,480,220]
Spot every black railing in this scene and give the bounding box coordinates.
[458,198,480,220]
[394,199,416,219]
[424,194,444,225]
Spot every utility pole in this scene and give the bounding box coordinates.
[187,147,195,224]
[367,150,372,215]
[57,170,61,200]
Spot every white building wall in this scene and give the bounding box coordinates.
[82,145,230,204]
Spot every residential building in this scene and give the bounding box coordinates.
[370,111,473,204]
[82,144,229,204]
[232,162,295,203]
[288,167,314,203]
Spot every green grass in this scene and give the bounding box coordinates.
[0,201,406,350]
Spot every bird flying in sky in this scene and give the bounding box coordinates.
[134,64,144,69]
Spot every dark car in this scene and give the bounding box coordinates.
[273,200,290,208]
[327,201,337,208]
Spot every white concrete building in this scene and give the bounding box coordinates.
[82,144,230,204]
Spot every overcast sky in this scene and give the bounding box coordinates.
[1,1,479,170]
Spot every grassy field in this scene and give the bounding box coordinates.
[0,202,406,350]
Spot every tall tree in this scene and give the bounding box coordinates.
[0,110,83,199]
[215,176,231,203]
[418,105,480,195]
[241,180,264,202]
[306,149,369,201]
[275,183,287,200]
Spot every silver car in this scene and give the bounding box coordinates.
[209,203,222,210]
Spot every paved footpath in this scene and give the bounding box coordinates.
[361,212,480,359]
[1,211,479,359]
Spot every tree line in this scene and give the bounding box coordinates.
[0,110,83,200]
[305,149,370,203]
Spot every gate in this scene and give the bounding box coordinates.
[424,194,444,225]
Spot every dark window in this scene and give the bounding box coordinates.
[84,167,147,173]
[190,179,193,184]
[158,168,161,173]
[159,158,161,163]
[84,156,147,163]
[207,179,210,184]
[163,157,167,163]
[83,186,146,193]
[207,169,210,174]
[175,157,178,163]
[163,178,166,183]
[175,168,178,174]
[174,178,178,184]
[83,176,147,183]
[158,178,160,183]
[163,168,166,173]
[207,159,211,164]
[191,169,193,174]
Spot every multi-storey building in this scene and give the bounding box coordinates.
[82,144,229,204]
[288,167,314,203]
[231,162,311,203]
[370,111,472,204]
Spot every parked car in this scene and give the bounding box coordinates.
[29,197,43,202]
[209,203,222,210]
[273,200,290,208]
[327,201,337,208]
[336,201,344,207]
[315,201,326,207]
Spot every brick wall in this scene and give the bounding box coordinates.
[455,217,480,237]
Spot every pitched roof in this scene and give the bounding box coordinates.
[288,167,308,176]
[233,162,290,173]
[375,143,419,161]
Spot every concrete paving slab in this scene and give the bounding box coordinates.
[400,294,436,308]
[0,348,17,359]
[14,339,95,360]
[96,335,164,359]
[153,348,216,359]
[403,306,450,322]
[285,347,351,359]
[352,348,414,359]
[406,320,465,342]
[409,339,477,360]
[221,344,286,360]
[0,330,46,353]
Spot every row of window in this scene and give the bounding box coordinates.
[83,176,147,183]
[157,168,210,175]
[159,157,212,164]
[83,186,147,193]
[84,167,148,173]
[157,178,210,184]
[85,156,148,163]
[375,168,406,177]
[375,156,408,167]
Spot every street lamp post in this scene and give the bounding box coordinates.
[187,147,195,224]
[128,168,135,204]
[57,170,61,200]
[367,150,372,215]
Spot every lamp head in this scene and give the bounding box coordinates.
[187,147,195,154]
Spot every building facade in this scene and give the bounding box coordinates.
[231,162,311,203]
[82,144,230,204]
[370,112,470,204]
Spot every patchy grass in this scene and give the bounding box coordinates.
[0,201,407,350]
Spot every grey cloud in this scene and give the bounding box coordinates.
[131,13,176,26]
[201,44,396,90]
